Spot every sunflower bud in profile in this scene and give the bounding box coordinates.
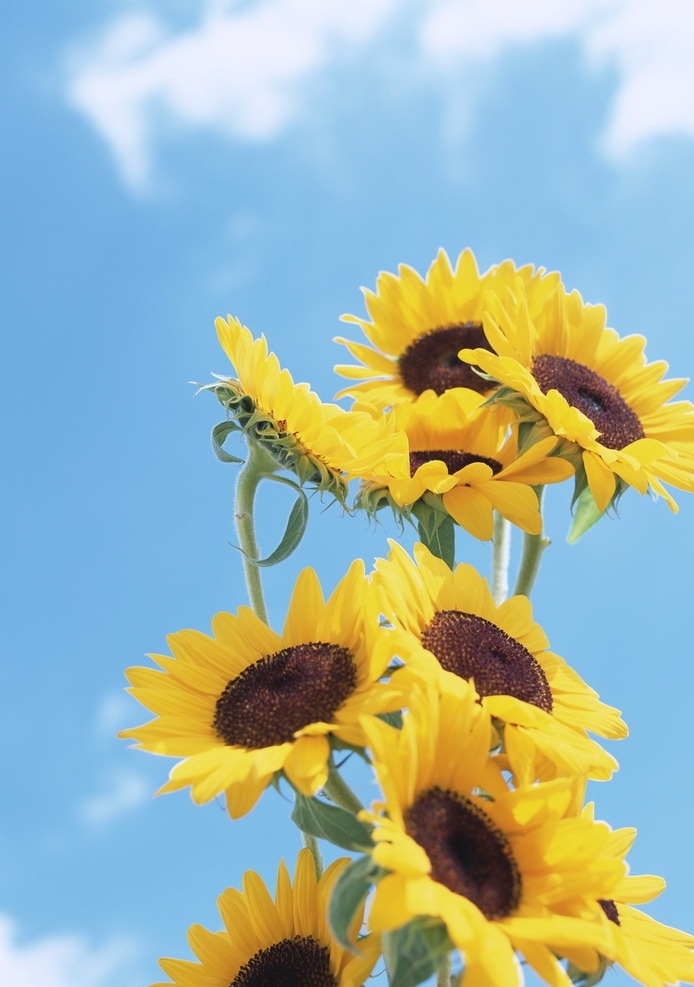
[460,280,694,516]
[334,247,559,412]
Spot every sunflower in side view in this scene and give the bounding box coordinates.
[360,687,627,986]
[210,316,404,501]
[153,849,380,987]
[120,561,406,818]
[373,541,627,783]
[334,247,560,412]
[356,388,573,541]
[460,280,694,513]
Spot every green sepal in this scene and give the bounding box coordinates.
[240,476,308,567]
[567,485,606,543]
[411,499,455,569]
[291,792,373,853]
[328,854,383,950]
[382,917,454,987]
[376,710,403,729]
[567,958,610,986]
[211,420,245,463]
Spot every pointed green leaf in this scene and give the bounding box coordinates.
[242,478,309,567]
[382,918,453,987]
[412,501,455,569]
[328,854,382,950]
[568,485,605,543]
[291,793,374,853]
[211,420,244,463]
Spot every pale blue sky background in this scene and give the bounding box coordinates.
[3,1,694,985]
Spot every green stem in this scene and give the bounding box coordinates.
[513,488,549,598]
[437,951,452,987]
[234,442,277,622]
[491,512,511,605]
[323,761,365,815]
[301,831,324,878]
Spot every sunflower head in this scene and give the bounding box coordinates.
[153,849,381,987]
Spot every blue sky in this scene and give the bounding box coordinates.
[3,1,694,984]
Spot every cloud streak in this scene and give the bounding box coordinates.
[63,0,694,188]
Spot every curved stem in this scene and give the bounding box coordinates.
[491,513,511,605]
[323,761,365,815]
[234,442,277,622]
[513,488,549,598]
[301,831,324,878]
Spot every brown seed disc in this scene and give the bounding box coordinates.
[399,323,495,396]
[409,449,503,477]
[405,785,521,919]
[214,642,357,749]
[531,354,644,449]
[421,610,553,712]
[230,935,337,987]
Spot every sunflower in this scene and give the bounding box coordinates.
[211,316,402,499]
[356,388,573,540]
[153,849,380,987]
[360,688,628,986]
[120,561,406,818]
[334,248,559,412]
[372,541,627,783]
[460,280,694,512]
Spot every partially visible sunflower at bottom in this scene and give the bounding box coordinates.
[359,687,630,987]
[372,541,627,784]
[152,849,380,987]
[356,388,573,541]
[120,561,407,817]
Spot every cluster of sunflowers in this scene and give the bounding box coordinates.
[123,249,694,987]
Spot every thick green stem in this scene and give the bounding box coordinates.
[437,951,452,987]
[301,831,324,878]
[491,512,511,605]
[234,442,277,622]
[513,488,549,598]
[324,761,365,816]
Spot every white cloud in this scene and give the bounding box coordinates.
[63,0,694,188]
[78,770,149,826]
[0,916,133,987]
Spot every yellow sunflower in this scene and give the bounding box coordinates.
[334,248,560,411]
[372,541,627,783]
[357,388,573,540]
[120,561,406,818]
[360,688,628,987]
[153,849,380,987]
[460,280,694,512]
[211,316,402,497]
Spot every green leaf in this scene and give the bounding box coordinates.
[328,854,381,950]
[567,485,605,543]
[211,420,244,463]
[242,477,309,567]
[412,500,455,569]
[291,793,374,853]
[567,958,610,986]
[382,917,453,987]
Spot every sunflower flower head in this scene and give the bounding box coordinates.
[120,560,408,818]
[209,316,403,504]
[356,389,573,541]
[153,848,380,987]
[334,247,560,413]
[373,541,627,784]
[460,279,694,516]
[359,687,630,986]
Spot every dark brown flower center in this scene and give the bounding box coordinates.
[598,899,621,926]
[409,450,503,477]
[229,935,337,987]
[531,354,645,450]
[399,323,496,396]
[405,786,521,919]
[214,643,357,748]
[421,610,553,712]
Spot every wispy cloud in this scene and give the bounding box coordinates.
[78,770,150,827]
[0,916,135,987]
[63,0,694,189]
